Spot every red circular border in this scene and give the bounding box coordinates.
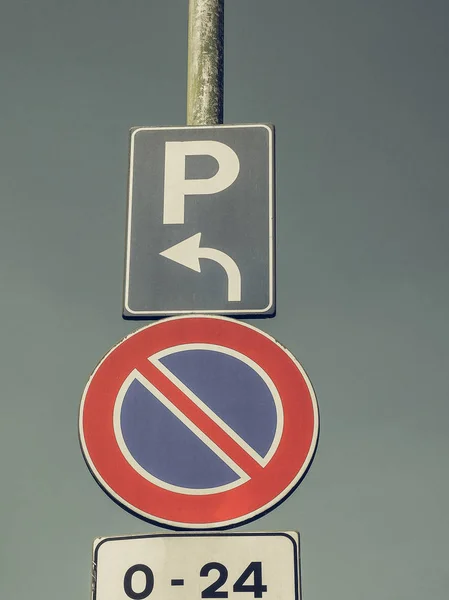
[80,316,318,528]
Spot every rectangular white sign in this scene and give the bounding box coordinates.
[92,532,300,600]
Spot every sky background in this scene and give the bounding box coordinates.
[1,1,448,599]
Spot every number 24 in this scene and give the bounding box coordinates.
[201,562,267,598]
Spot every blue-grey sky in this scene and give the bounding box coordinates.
[1,2,448,599]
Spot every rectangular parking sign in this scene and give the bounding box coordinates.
[123,125,275,318]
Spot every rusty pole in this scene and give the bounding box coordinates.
[187,0,224,125]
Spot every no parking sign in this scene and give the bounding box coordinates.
[79,316,319,529]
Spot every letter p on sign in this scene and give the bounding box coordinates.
[163,141,241,224]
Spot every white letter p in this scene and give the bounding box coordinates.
[163,140,240,224]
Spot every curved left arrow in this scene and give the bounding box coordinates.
[160,233,242,302]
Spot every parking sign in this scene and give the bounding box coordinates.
[79,316,318,529]
[123,125,275,318]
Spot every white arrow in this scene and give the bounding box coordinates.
[160,233,242,302]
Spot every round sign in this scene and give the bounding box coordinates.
[79,315,319,529]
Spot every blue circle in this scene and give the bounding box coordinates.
[119,348,278,491]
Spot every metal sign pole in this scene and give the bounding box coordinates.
[187,0,224,126]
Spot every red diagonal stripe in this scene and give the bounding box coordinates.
[136,359,264,479]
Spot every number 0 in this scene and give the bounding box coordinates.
[123,564,154,600]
